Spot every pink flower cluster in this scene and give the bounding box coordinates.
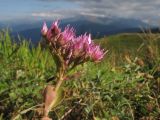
[41,20,105,67]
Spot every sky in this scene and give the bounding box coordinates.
[0,0,160,24]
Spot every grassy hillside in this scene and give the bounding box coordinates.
[97,33,160,52]
[0,31,160,120]
[96,33,160,65]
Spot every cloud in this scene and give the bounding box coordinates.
[31,12,63,18]
[78,0,160,16]
[32,0,160,24]
[31,10,74,19]
[31,8,106,19]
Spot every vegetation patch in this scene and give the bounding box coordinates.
[0,29,160,120]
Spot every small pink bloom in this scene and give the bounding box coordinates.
[88,44,104,62]
[72,35,85,56]
[46,29,52,41]
[46,20,61,41]
[57,25,75,45]
[41,22,48,36]
[88,34,92,44]
[62,25,75,41]
[51,20,61,34]
[72,34,94,58]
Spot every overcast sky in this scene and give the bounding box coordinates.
[0,0,160,24]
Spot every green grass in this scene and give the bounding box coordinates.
[0,30,160,120]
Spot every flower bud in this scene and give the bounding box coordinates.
[41,22,48,36]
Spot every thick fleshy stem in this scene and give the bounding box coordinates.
[42,44,67,119]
